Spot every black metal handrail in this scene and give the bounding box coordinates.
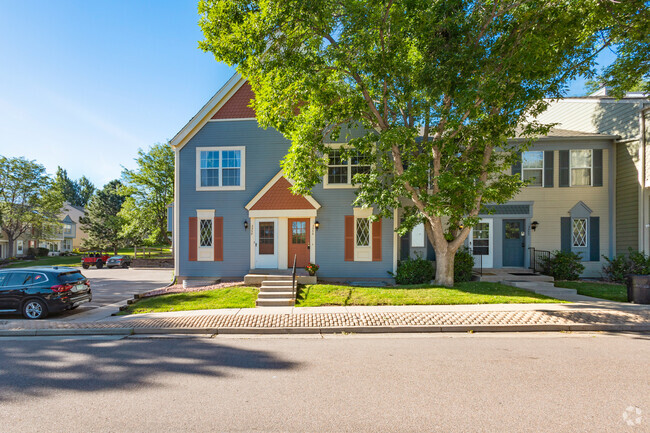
[529,247,551,273]
[291,254,297,300]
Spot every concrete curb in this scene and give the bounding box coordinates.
[1,323,649,337]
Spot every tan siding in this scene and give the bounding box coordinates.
[616,142,640,253]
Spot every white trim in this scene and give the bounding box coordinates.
[249,209,317,218]
[196,209,216,218]
[208,118,256,122]
[323,144,372,189]
[173,149,180,276]
[245,170,321,210]
[569,149,593,187]
[254,218,279,269]
[196,146,246,191]
[197,212,215,262]
[354,216,373,262]
[392,208,399,274]
[469,218,493,268]
[411,223,425,247]
[521,150,545,187]
[309,216,316,264]
[571,217,589,248]
[353,207,373,218]
[170,74,248,150]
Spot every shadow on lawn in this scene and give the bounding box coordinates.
[0,338,298,402]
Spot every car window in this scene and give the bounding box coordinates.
[0,273,8,286]
[5,273,29,286]
[58,271,84,283]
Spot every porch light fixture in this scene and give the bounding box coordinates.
[315,221,320,230]
[243,220,249,230]
[531,221,539,231]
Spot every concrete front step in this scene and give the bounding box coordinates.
[255,298,295,307]
[260,286,294,293]
[258,291,295,299]
[245,273,316,285]
[263,280,297,286]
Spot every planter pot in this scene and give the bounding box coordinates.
[307,271,316,277]
[626,275,650,304]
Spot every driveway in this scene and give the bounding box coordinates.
[0,268,173,321]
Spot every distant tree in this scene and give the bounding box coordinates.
[0,156,63,257]
[79,180,126,254]
[119,143,174,245]
[76,176,95,207]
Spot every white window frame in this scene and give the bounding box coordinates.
[63,223,72,235]
[571,217,588,248]
[521,151,544,187]
[196,209,215,261]
[16,240,23,255]
[196,146,246,191]
[62,239,72,251]
[569,149,593,187]
[323,144,372,189]
[353,207,373,261]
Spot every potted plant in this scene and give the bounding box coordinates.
[305,263,319,276]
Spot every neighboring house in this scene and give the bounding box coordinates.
[170,74,620,281]
[536,89,650,255]
[31,203,88,256]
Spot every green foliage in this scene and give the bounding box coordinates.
[53,167,95,207]
[80,180,126,254]
[602,248,650,283]
[27,247,49,257]
[0,156,64,257]
[392,256,435,285]
[541,251,585,281]
[453,248,475,283]
[119,143,174,245]
[198,0,646,286]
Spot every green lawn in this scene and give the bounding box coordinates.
[117,245,172,258]
[121,287,259,315]
[296,282,566,306]
[554,281,628,302]
[1,255,82,269]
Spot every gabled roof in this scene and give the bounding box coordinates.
[62,215,74,224]
[170,73,255,151]
[245,171,321,211]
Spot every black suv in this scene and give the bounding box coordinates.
[0,267,92,319]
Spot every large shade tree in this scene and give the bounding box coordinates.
[79,180,126,254]
[199,0,649,285]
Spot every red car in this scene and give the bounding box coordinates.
[81,252,110,269]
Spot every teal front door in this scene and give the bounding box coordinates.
[502,219,525,267]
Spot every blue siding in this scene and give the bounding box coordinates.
[177,120,394,279]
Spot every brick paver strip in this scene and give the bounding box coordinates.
[1,309,649,331]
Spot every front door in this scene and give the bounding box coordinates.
[288,219,310,267]
[470,219,493,268]
[503,219,526,267]
[255,219,278,269]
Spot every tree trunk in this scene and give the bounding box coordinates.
[6,234,15,258]
[433,250,455,287]
[114,245,118,255]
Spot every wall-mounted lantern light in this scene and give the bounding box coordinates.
[244,220,249,230]
[531,221,539,231]
[314,221,320,230]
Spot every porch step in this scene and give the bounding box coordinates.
[255,298,295,307]
[257,291,295,299]
[260,285,294,292]
[245,273,316,285]
[263,280,295,286]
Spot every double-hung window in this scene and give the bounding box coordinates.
[325,147,371,188]
[522,151,544,187]
[570,149,592,186]
[196,146,246,191]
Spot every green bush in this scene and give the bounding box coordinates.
[454,248,475,283]
[392,256,435,285]
[541,251,585,280]
[602,248,650,283]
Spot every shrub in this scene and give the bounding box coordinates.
[602,248,650,283]
[37,247,49,257]
[454,248,475,283]
[541,251,585,281]
[392,256,435,285]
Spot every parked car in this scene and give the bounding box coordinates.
[81,252,110,269]
[107,255,131,269]
[0,267,92,319]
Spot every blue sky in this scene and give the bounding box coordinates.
[0,1,612,188]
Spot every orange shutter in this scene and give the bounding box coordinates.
[214,217,223,261]
[188,217,197,262]
[372,218,382,261]
[344,215,354,261]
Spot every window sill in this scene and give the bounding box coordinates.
[196,186,245,191]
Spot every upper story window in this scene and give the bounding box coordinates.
[570,149,592,186]
[522,151,544,187]
[63,224,72,234]
[196,146,246,191]
[325,147,371,188]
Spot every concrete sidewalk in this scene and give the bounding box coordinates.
[1,302,649,336]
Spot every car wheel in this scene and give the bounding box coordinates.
[122,263,129,269]
[23,299,48,320]
[82,263,90,269]
[96,261,104,269]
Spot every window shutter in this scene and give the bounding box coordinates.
[511,152,522,176]
[372,219,382,261]
[189,217,197,262]
[344,216,354,261]
[560,217,571,252]
[593,149,603,187]
[544,151,554,188]
[589,217,600,261]
[559,150,569,187]
[214,217,223,261]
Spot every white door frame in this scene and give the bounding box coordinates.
[469,218,494,268]
[254,218,279,269]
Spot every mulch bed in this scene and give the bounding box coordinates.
[142,281,246,298]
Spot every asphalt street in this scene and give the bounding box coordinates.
[0,268,172,320]
[0,332,647,432]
